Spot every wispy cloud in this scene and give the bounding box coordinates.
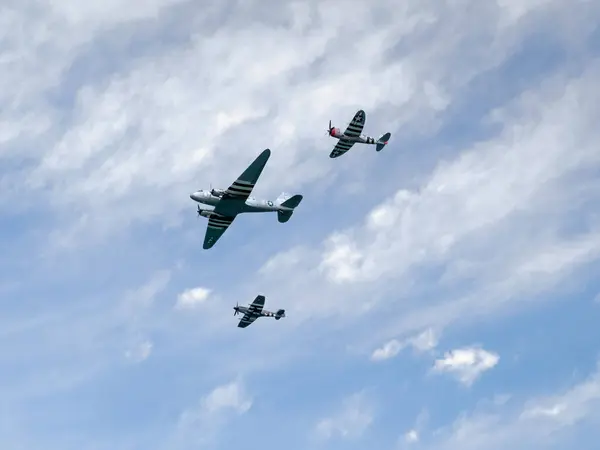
[420,361,600,449]
[371,328,439,361]
[175,286,211,310]
[314,391,374,441]
[175,379,253,448]
[1,0,599,449]
[432,347,500,386]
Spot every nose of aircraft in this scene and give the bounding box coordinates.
[190,191,201,201]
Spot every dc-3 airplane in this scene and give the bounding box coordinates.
[233,295,285,328]
[189,148,303,249]
[327,109,392,158]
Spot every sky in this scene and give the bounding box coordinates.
[1,0,600,449]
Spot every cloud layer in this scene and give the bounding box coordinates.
[1,0,599,449]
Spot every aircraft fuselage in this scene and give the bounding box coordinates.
[190,190,293,215]
[234,306,277,317]
[329,129,376,145]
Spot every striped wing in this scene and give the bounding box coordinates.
[248,295,265,313]
[222,149,271,201]
[329,139,356,158]
[329,110,365,158]
[237,312,258,328]
[342,110,366,138]
[203,214,235,249]
[237,295,265,328]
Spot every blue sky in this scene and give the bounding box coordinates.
[1,0,600,449]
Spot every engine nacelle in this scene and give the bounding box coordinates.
[210,188,225,197]
[199,210,213,218]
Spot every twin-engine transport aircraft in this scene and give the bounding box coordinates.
[190,148,303,249]
[328,109,392,158]
[233,295,285,328]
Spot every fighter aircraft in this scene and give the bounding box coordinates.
[233,295,285,328]
[189,148,303,249]
[327,109,392,158]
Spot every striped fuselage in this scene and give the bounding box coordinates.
[234,306,277,317]
[330,128,376,144]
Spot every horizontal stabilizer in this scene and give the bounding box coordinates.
[280,194,303,208]
[277,194,302,222]
[376,132,391,152]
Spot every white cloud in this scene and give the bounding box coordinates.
[405,429,419,443]
[421,361,600,449]
[1,1,600,449]
[410,328,439,352]
[433,347,499,386]
[315,392,373,440]
[175,287,211,310]
[252,58,600,353]
[125,339,153,363]
[401,410,429,447]
[200,380,253,416]
[372,339,405,361]
[319,68,600,286]
[175,379,253,448]
[371,328,439,361]
[4,0,591,248]
[122,270,171,313]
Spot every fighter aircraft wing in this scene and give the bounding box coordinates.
[237,312,259,328]
[248,295,265,314]
[329,139,356,158]
[237,296,266,328]
[203,214,235,249]
[342,110,366,138]
[222,149,271,202]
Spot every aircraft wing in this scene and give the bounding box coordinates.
[329,139,356,158]
[237,295,266,328]
[203,214,235,249]
[329,110,365,158]
[237,312,258,328]
[342,110,366,138]
[222,149,271,202]
[248,295,265,313]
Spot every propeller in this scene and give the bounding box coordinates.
[233,302,239,316]
[197,205,202,217]
[325,119,333,136]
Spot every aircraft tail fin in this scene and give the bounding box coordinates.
[277,194,303,223]
[376,132,392,152]
[275,309,285,320]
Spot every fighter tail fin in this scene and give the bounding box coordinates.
[277,194,303,223]
[376,132,392,152]
[275,309,286,320]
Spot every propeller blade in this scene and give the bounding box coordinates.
[197,205,201,216]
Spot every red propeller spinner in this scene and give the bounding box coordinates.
[327,120,335,136]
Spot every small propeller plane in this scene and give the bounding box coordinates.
[233,295,285,328]
[189,148,303,249]
[327,109,392,158]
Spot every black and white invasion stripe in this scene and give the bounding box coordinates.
[343,113,365,137]
[208,215,234,230]
[225,179,255,198]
